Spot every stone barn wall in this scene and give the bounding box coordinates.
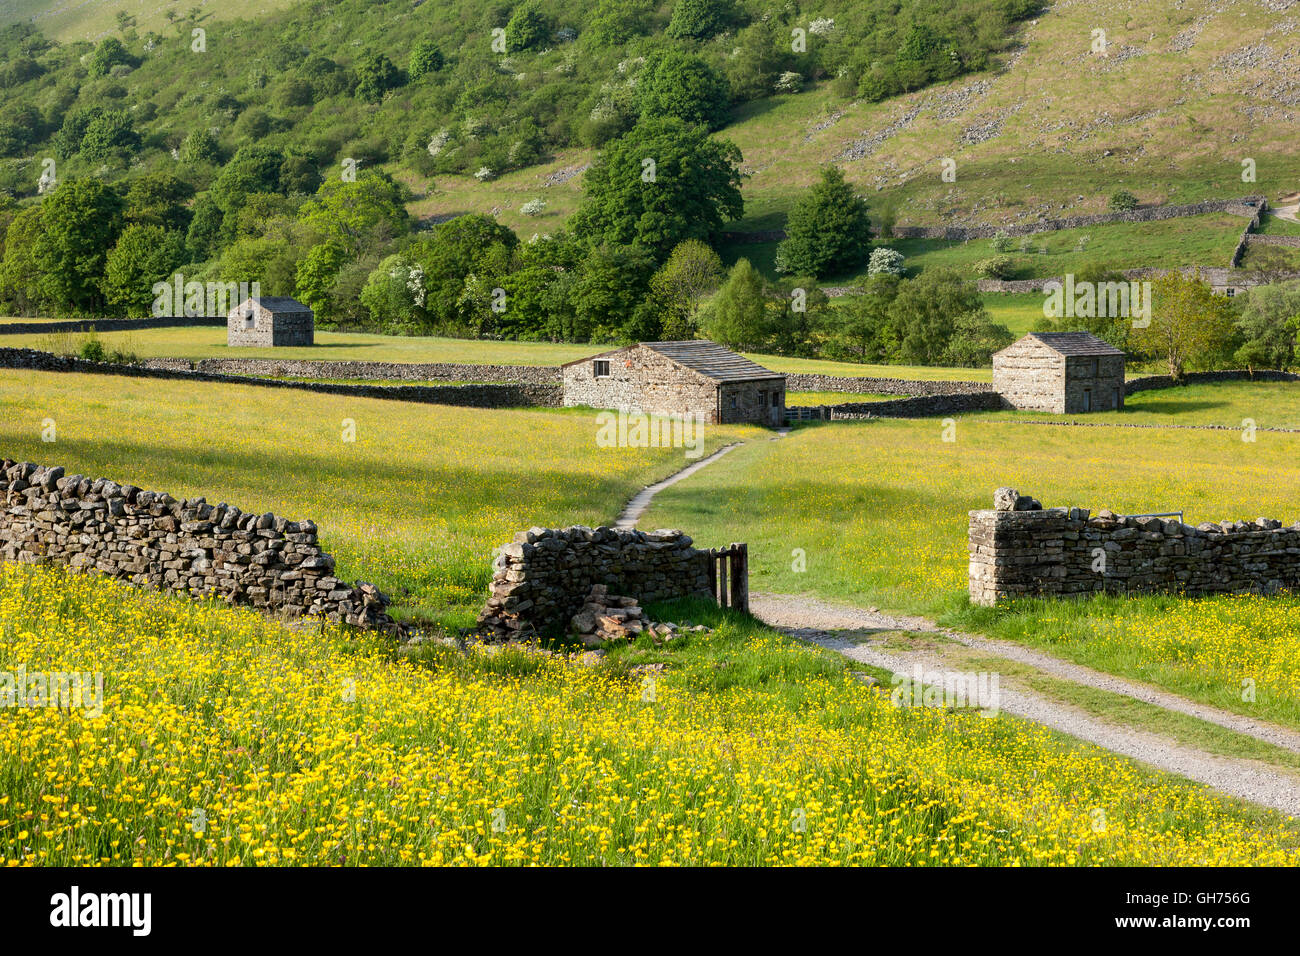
[969,490,1300,605]
[992,340,1065,412]
[0,459,395,630]
[227,303,314,347]
[563,346,718,420]
[478,526,713,639]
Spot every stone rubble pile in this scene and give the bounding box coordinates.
[0,459,397,631]
[477,525,713,640]
[568,584,706,646]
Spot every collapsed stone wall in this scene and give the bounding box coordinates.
[968,488,1300,605]
[0,459,396,630]
[145,358,563,385]
[477,526,712,639]
[0,348,560,409]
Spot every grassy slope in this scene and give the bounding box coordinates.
[0,368,760,625]
[6,0,293,43]
[641,382,1300,728]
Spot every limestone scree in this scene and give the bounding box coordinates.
[0,459,397,631]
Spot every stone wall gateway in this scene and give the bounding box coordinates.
[969,487,1300,605]
[0,459,397,631]
[477,526,714,639]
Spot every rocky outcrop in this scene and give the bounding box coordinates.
[0,459,397,631]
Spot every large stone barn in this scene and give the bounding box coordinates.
[227,296,314,347]
[561,341,787,426]
[993,332,1126,413]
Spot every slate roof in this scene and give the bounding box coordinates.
[232,296,313,313]
[562,341,785,383]
[1008,332,1125,357]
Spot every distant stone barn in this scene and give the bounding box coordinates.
[561,341,787,426]
[993,332,1126,413]
[227,296,314,347]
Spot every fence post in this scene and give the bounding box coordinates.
[731,542,748,614]
[707,551,717,605]
[717,549,729,608]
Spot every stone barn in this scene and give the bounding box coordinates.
[227,296,314,347]
[561,341,786,426]
[993,332,1125,413]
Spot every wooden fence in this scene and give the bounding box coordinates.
[706,543,749,614]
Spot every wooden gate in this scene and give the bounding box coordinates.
[706,543,749,614]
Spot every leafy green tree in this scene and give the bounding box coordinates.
[299,171,409,257]
[0,205,46,314]
[124,173,196,232]
[572,117,743,262]
[570,243,657,341]
[101,225,187,316]
[355,51,403,102]
[410,214,518,334]
[777,167,871,278]
[1235,280,1300,371]
[210,144,286,215]
[703,258,770,351]
[408,40,444,80]
[882,267,986,365]
[78,109,141,162]
[1133,270,1238,379]
[830,274,899,363]
[1033,262,1132,350]
[639,50,730,130]
[295,240,350,322]
[585,0,654,46]
[726,20,787,101]
[185,194,225,260]
[360,253,427,332]
[505,3,553,52]
[649,238,723,337]
[54,106,103,159]
[33,178,124,312]
[88,37,135,76]
[666,0,734,40]
[179,127,220,164]
[1109,190,1139,212]
[212,236,295,294]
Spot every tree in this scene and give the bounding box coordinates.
[639,50,730,130]
[570,244,657,341]
[409,40,444,80]
[505,3,552,52]
[295,240,350,322]
[831,274,899,363]
[360,253,427,333]
[882,267,986,365]
[666,0,734,40]
[179,127,220,164]
[1132,270,1238,380]
[33,178,124,312]
[101,225,187,316]
[0,205,46,314]
[1109,190,1138,212]
[585,0,653,46]
[867,247,905,277]
[410,214,518,334]
[1033,262,1132,350]
[77,109,141,162]
[88,37,135,76]
[1234,280,1300,371]
[210,144,286,215]
[124,172,195,232]
[649,238,723,337]
[703,258,770,351]
[299,171,409,257]
[777,167,871,278]
[354,51,402,103]
[572,117,743,262]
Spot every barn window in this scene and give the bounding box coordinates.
[1082,388,1092,412]
[1090,358,1099,377]
[1112,387,1121,409]
[243,310,255,330]
[593,360,610,377]
[770,392,779,407]
[730,395,737,409]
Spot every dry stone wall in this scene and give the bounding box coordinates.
[0,317,225,336]
[822,391,1006,419]
[0,348,560,409]
[477,526,712,639]
[969,488,1300,605]
[146,358,562,385]
[0,459,396,630]
[782,373,987,396]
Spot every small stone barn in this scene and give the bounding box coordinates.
[561,341,787,426]
[993,332,1126,413]
[227,296,314,347]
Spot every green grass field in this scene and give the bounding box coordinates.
[0,369,760,627]
[642,390,1300,729]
